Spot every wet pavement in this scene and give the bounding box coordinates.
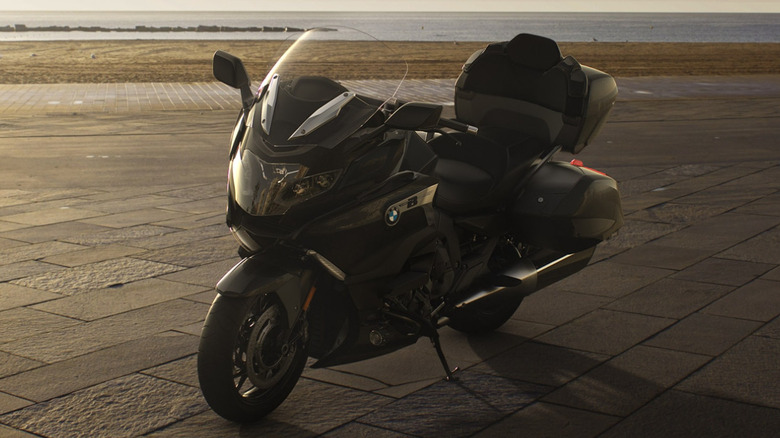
[0,76,778,437]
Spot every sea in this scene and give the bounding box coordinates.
[0,11,778,43]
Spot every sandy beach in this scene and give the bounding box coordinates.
[1,40,779,84]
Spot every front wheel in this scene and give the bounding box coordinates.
[197,293,307,423]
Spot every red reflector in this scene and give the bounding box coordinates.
[570,159,607,176]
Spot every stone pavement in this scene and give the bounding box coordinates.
[0,76,778,437]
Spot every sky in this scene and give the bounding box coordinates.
[0,1,778,13]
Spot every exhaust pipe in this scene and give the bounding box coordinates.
[447,247,595,314]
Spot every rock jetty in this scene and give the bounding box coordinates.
[0,24,324,33]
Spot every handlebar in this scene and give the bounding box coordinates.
[438,118,479,135]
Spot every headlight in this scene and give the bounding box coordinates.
[231,148,341,216]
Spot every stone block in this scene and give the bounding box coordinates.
[676,336,780,409]
[605,278,733,319]
[645,312,762,356]
[537,309,676,355]
[543,346,710,416]
[601,390,780,438]
[703,279,780,322]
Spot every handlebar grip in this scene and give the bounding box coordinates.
[438,118,479,135]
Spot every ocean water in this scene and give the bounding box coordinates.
[0,11,778,43]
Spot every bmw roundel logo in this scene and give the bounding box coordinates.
[385,207,400,226]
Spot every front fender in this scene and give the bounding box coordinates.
[217,254,312,329]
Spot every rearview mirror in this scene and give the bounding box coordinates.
[213,50,253,110]
[385,102,443,131]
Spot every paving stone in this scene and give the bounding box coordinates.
[0,424,39,438]
[703,279,780,322]
[552,261,673,298]
[473,402,619,438]
[763,266,780,281]
[627,202,731,225]
[11,257,184,295]
[41,244,146,267]
[0,333,198,402]
[160,258,239,288]
[323,422,414,437]
[144,410,318,437]
[331,338,477,387]
[84,194,180,214]
[735,192,780,216]
[0,374,207,438]
[372,378,440,399]
[158,183,226,200]
[63,224,178,246]
[134,236,237,268]
[142,354,198,388]
[0,299,208,363]
[0,352,43,380]
[652,213,780,252]
[513,289,612,325]
[755,317,780,339]
[0,283,61,311]
[718,226,780,264]
[0,221,28,233]
[605,278,734,319]
[671,257,775,286]
[543,345,710,416]
[303,366,388,392]
[127,223,230,250]
[0,240,86,265]
[645,312,763,356]
[0,238,29,252]
[31,278,209,321]
[151,211,224,230]
[0,221,110,244]
[0,307,81,344]
[160,197,225,215]
[610,244,712,270]
[360,371,549,438]
[0,261,65,283]
[0,392,32,416]
[470,341,608,387]
[537,309,676,356]
[0,207,103,226]
[600,390,780,438]
[594,219,683,252]
[676,336,780,409]
[80,207,183,228]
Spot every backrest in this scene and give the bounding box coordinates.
[455,33,589,152]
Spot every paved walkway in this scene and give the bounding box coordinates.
[0,77,778,437]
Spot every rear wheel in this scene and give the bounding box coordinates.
[197,293,307,423]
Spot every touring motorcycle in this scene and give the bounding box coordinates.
[198,27,622,422]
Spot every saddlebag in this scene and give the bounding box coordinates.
[454,33,618,153]
[511,161,623,252]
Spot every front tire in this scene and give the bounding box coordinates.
[197,293,307,423]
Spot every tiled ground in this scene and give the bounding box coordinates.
[0,76,778,437]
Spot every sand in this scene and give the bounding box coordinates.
[0,40,779,84]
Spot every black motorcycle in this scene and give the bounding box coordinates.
[198,27,622,422]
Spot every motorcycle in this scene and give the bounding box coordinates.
[198,27,623,422]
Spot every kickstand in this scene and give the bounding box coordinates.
[430,330,459,382]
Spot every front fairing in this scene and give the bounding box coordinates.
[230,28,408,219]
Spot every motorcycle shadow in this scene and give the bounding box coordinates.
[347,329,677,437]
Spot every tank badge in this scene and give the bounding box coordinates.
[383,184,438,227]
[385,207,400,226]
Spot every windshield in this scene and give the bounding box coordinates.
[231,28,409,217]
[250,27,409,149]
